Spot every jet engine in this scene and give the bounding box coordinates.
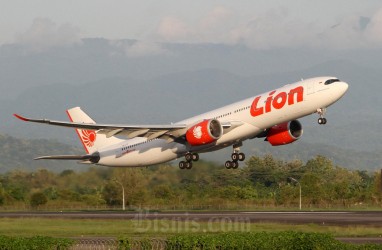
[266,120,303,146]
[186,119,223,146]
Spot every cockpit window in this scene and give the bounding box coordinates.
[324,79,340,85]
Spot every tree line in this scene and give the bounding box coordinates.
[0,155,381,209]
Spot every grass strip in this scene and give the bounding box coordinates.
[0,218,381,238]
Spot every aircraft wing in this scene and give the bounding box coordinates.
[14,114,242,142]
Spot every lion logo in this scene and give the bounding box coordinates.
[193,126,202,139]
[81,130,96,147]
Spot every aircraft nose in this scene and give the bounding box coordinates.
[333,81,349,101]
[340,81,349,93]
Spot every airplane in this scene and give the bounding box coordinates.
[14,76,348,170]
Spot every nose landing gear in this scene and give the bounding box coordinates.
[317,108,327,125]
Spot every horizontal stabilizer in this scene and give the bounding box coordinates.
[34,153,100,163]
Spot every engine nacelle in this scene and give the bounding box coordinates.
[267,120,303,146]
[186,119,223,146]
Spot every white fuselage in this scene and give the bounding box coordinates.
[96,77,348,167]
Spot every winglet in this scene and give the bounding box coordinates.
[13,114,30,122]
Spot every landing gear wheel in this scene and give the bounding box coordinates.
[185,162,193,169]
[185,153,199,162]
[192,153,199,161]
[317,108,327,125]
[225,161,232,169]
[225,161,239,169]
[231,153,239,162]
[179,161,186,169]
[232,161,239,169]
[238,153,245,161]
[185,153,193,162]
[318,117,327,125]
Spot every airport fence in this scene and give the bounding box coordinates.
[69,238,119,250]
[70,238,167,250]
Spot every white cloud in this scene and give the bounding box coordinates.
[230,8,309,49]
[13,7,382,51]
[364,8,382,46]
[15,18,82,51]
[200,6,233,30]
[197,6,236,43]
[156,6,236,44]
[154,6,382,50]
[157,17,191,42]
[312,16,366,49]
[109,40,169,57]
[233,7,382,50]
[124,41,168,57]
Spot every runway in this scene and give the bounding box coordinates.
[1,211,382,226]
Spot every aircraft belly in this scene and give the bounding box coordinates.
[98,141,184,167]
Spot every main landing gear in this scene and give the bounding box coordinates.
[179,152,199,170]
[317,108,327,125]
[225,144,245,169]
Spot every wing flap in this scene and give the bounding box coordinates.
[105,128,124,138]
[147,130,168,140]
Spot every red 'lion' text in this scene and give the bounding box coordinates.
[250,86,304,117]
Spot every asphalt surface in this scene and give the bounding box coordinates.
[1,211,382,226]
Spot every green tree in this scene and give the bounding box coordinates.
[304,155,334,174]
[30,192,48,208]
[110,168,149,206]
[373,171,382,202]
[102,182,120,206]
[0,187,6,206]
[153,184,175,200]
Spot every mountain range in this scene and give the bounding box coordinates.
[0,134,380,173]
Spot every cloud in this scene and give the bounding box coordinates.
[110,40,169,57]
[230,8,311,49]
[364,8,382,46]
[197,6,236,43]
[156,6,237,44]
[154,6,382,50]
[15,18,82,51]
[124,41,168,57]
[14,7,382,51]
[309,9,382,49]
[157,17,191,42]
[200,6,233,30]
[313,16,367,49]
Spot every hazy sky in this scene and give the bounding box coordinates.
[1,0,382,49]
